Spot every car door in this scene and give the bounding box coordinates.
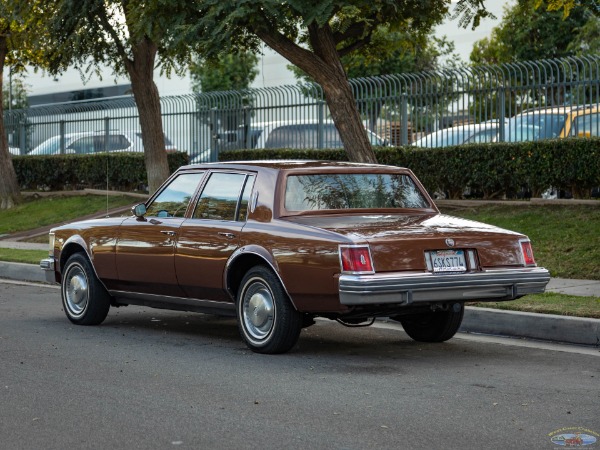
[114,171,205,296]
[176,171,255,301]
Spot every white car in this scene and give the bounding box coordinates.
[412,122,500,148]
[29,131,176,155]
[191,120,387,164]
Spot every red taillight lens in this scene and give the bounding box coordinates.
[520,240,536,266]
[340,246,374,273]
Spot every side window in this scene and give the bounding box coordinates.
[106,135,131,151]
[146,172,204,218]
[68,136,96,154]
[572,113,600,137]
[265,126,300,149]
[193,172,248,221]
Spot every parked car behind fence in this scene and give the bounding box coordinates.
[28,130,176,156]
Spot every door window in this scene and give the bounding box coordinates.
[146,172,204,218]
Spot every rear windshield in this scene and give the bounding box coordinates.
[285,173,430,211]
[504,113,566,142]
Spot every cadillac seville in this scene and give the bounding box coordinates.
[41,161,550,353]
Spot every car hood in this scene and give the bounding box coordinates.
[285,213,526,272]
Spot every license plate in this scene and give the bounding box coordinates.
[429,250,467,273]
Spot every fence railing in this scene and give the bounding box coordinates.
[5,55,600,162]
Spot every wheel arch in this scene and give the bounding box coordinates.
[58,236,108,293]
[225,246,297,310]
[59,236,91,273]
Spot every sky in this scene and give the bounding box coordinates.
[20,1,514,100]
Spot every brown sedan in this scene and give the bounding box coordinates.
[41,161,550,353]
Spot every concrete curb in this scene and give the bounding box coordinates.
[1,261,598,347]
[462,307,600,347]
[0,261,48,284]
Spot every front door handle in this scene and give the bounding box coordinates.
[218,232,236,239]
[160,230,177,237]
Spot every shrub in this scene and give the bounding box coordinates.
[220,138,600,199]
[12,152,189,192]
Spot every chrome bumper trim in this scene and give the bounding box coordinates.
[40,257,56,283]
[339,267,551,306]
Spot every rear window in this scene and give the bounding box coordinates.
[284,173,429,211]
[505,113,566,142]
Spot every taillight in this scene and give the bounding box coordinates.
[520,240,536,266]
[339,245,375,274]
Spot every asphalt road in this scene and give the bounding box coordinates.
[1,280,599,450]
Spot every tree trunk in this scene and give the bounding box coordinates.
[255,24,377,164]
[0,34,22,209]
[124,37,170,194]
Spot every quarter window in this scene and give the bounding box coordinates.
[146,172,204,218]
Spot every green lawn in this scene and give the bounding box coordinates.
[439,203,600,280]
[0,248,49,264]
[470,293,600,319]
[0,194,140,236]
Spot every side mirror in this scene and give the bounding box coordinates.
[132,203,147,219]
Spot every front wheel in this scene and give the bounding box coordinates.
[236,266,302,354]
[397,304,464,343]
[61,253,111,325]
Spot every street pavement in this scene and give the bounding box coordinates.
[0,237,598,347]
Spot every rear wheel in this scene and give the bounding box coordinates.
[397,304,464,343]
[236,266,302,354]
[61,253,111,325]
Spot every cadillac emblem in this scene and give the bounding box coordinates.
[445,238,455,247]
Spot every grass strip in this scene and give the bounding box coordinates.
[469,293,600,319]
[0,194,138,235]
[0,249,48,265]
[440,204,600,280]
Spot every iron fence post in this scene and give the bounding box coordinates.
[104,116,110,152]
[60,120,65,154]
[401,94,408,146]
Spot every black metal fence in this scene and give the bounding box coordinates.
[5,55,600,162]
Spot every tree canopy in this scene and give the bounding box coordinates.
[470,0,594,64]
[190,52,259,94]
[181,0,489,164]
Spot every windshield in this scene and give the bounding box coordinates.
[284,173,430,212]
[29,136,61,155]
[504,113,566,142]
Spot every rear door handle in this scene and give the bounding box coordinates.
[218,232,236,239]
[160,230,176,237]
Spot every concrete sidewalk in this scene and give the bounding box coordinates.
[0,254,597,347]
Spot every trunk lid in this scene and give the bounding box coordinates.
[285,213,526,272]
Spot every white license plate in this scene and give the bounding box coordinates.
[429,250,467,273]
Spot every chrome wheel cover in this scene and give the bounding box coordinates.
[64,263,89,317]
[242,279,275,342]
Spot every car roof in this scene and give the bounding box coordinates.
[518,104,599,115]
[181,160,410,173]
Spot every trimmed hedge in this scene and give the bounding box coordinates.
[12,152,189,192]
[220,138,600,199]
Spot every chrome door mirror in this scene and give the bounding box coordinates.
[132,203,147,219]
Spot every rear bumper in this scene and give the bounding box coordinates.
[338,267,550,306]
